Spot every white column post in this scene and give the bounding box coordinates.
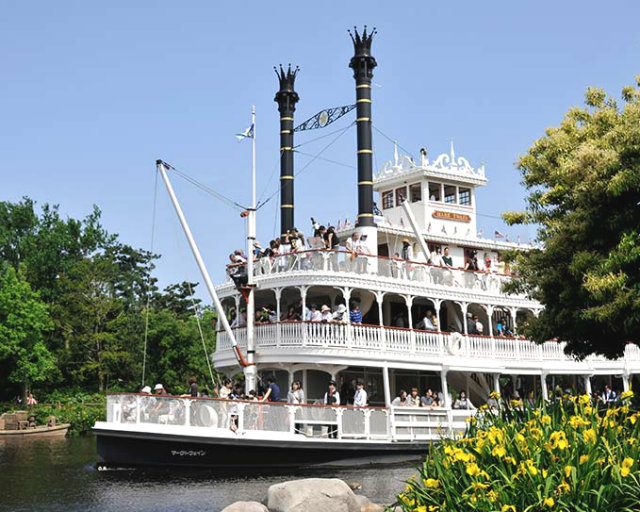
[510,307,518,335]
[460,302,469,335]
[440,369,451,409]
[541,373,549,401]
[382,365,392,407]
[623,373,630,392]
[375,291,386,350]
[493,374,501,395]
[274,288,282,347]
[404,294,414,328]
[432,299,443,332]
[584,375,592,395]
[485,305,494,337]
[510,374,518,397]
[342,287,352,322]
[300,286,308,346]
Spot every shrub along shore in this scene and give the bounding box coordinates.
[393,391,639,511]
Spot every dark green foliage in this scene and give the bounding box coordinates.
[0,198,219,401]
[503,78,640,357]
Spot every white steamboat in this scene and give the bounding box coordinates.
[94,28,639,468]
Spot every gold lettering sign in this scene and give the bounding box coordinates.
[432,210,471,223]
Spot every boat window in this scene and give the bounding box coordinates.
[395,187,407,206]
[381,190,394,209]
[459,187,471,206]
[444,185,456,204]
[428,182,441,201]
[409,183,422,203]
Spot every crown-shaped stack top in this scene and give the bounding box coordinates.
[274,64,299,94]
[348,26,376,57]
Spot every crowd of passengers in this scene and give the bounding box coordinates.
[227,217,510,276]
[128,377,626,429]
[228,301,516,337]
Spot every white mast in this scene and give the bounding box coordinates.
[156,160,242,354]
[244,106,258,393]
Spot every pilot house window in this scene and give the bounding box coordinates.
[444,185,456,204]
[459,187,471,206]
[410,183,422,203]
[381,190,394,209]
[428,182,441,201]
[395,187,407,206]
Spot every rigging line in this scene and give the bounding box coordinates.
[372,125,416,160]
[294,150,356,170]
[187,282,218,390]
[293,125,355,148]
[162,161,246,211]
[256,156,281,206]
[257,122,355,209]
[141,170,159,387]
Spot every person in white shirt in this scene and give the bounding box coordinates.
[422,311,437,331]
[324,380,341,438]
[309,304,322,322]
[391,390,409,406]
[353,381,368,407]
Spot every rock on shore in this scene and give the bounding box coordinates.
[221,478,386,512]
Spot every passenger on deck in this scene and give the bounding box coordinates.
[353,380,368,407]
[188,377,198,398]
[324,380,340,438]
[453,391,476,410]
[418,310,437,331]
[325,225,340,249]
[287,381,305,404]
[602,385,617,405]
[349,302,363,324]
[401,239,413,260]
[324,381,341,406]
[282,305,301,322]
[261,377,281,402]
[407,387,421,407]
[333,304,348,323]
[219,379,233,399]
[431,246,443,267]
[309,304,322,322]
[421,389,435,407]
[442,247,454,268]
[392,390,410,406]
[466,312,478,335]
[473,315,484,334]
[320,305,334,323]
[464,250,479,271]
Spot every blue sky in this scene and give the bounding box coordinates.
[2,2,639,294]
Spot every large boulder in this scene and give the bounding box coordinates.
[267,478,360,512]
[220,501,268,512]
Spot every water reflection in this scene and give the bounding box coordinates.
[0,436,416,511]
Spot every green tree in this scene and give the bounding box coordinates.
[504,78,640,357]
[0,265,56,398]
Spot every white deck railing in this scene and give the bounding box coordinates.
[216,322,640,366]
[228,249,514,295]
[104,394,469,442]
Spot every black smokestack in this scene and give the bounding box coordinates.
[349,26,377,228]
[274,64,299,238]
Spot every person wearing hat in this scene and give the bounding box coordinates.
[466,312,478,335]
[333,303,348,324]
[320,304,333,323]
[154,383,166,394]
[140,385,152,394]
[252,241,263,259]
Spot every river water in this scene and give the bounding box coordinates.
[0,436,416,511]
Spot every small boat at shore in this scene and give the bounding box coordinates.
[0,423,70,438]
[1,411,70,438]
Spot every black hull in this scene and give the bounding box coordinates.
[95,429,430,469]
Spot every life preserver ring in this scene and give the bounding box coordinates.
[447,332,464,355]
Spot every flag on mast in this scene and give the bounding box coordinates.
[494,230,505,239]
[235,123,254,141]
